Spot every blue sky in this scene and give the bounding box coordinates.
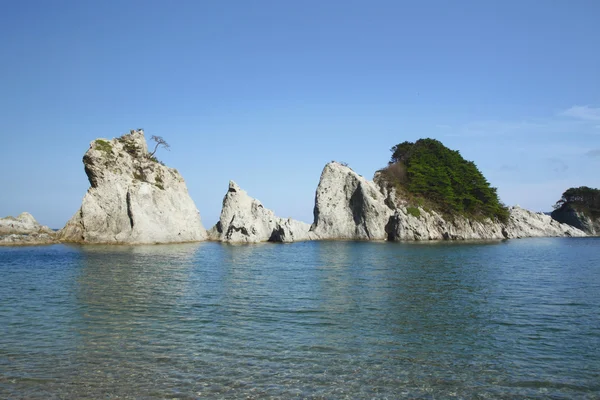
[1,1,599,228]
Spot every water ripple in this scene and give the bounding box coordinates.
[1,239,599,398]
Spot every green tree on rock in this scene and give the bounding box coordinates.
[380,138,509,222]
[553,186,600,217]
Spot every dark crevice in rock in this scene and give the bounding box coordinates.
[383,195,396,210]
[310,193,320,232]
[79,208,86,241]
[225,216,249,237]
[268,226,285,242]
[126,191,134,229]
[385,214,398,241]
[227,225,249,236]
[350,185,375,239]
[349,185,365,226]
[84,155,100,188]
[362,222,371,240]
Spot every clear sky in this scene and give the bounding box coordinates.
[1,1,599,228]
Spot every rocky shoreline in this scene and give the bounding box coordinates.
[310,162,585,241]
[2,130,593,246]
[0,212,58,246]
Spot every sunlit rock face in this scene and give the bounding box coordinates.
[60,130,207,244]
[310,162,586,241]
[0,212,52,235]
[384,206,585,241]
[210,181,316,243]
[310,162,392,240]
[0,212,57,246]
[503,206,586,238]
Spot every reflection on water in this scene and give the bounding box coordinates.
[71,244,202,396]
[0,239,599,398]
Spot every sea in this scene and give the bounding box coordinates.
[0,238,599,399]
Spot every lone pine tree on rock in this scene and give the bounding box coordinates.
[149,135,170,157]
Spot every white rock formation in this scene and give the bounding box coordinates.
[0,212,53,235]
[210,181,316,243]
[0,232,57,246]
[504,206,585,238]
[0,212,57,246]
[385,207,505,241]
[384,205,584,241]
[59,130,207,244]
[310,162,392,240]
[311,162,586,241]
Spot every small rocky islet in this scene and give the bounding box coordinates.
[58,130,206,244]
[1,129,596,246]
[551,186,600,235]
[0,212,57,246]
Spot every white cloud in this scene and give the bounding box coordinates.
[561,105,600,121]
[443,118,587,139]
[546,157,568,173]
[499,164,519,172]
[587,149,600,158]
[440,110,600,140]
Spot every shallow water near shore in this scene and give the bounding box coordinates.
[1,238,599,399]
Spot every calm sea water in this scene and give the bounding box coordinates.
[0,238,599,399]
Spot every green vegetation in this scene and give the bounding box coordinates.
[378,138,509,222]
[133,170,165,190]
[406,206,421,218]
[116,131,169,165]
[133,171,144,181]
[155,174,165,189]
[95,139,112,154]
[116,133,140,157]
[122,141,139,157]
[147,154,166,165]
[553,186,600,217]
